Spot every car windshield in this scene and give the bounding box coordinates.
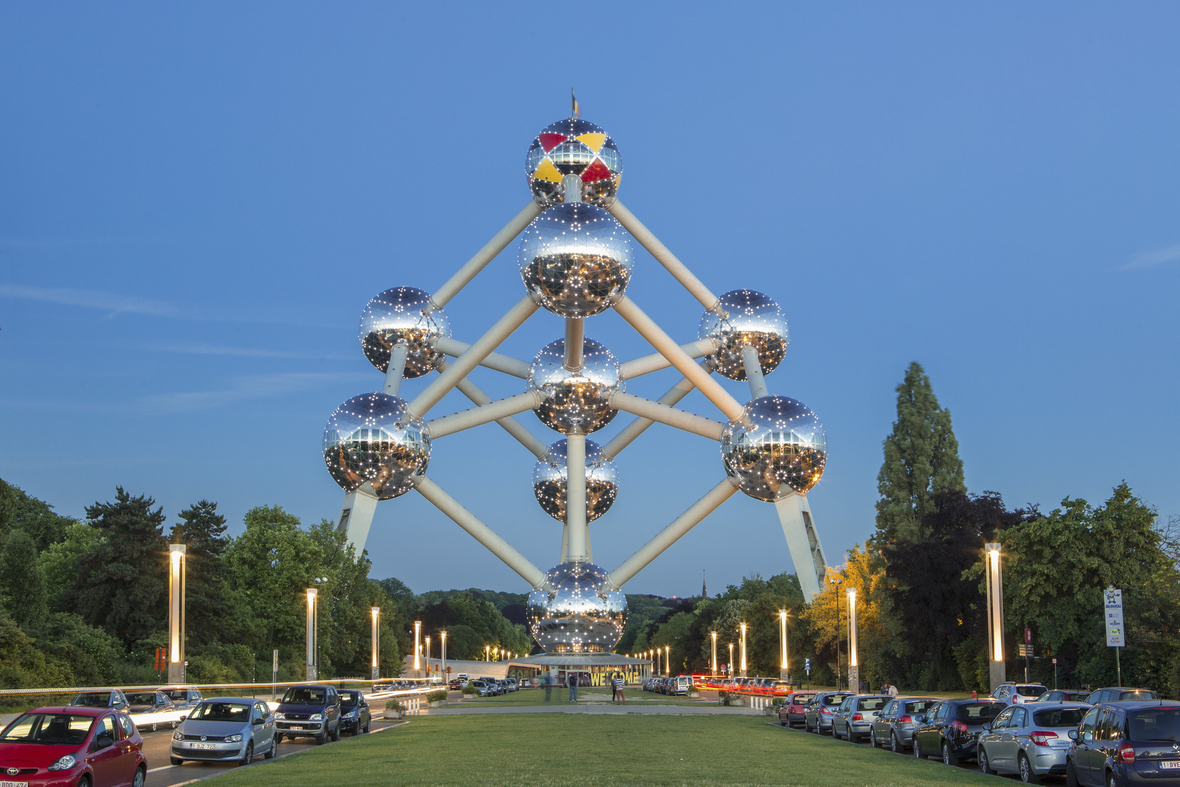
[188,702,250,723]
[160,690,188,701]
[282,687,327,705]
[1,714,93,745]
[126,693,157,707]
[1016,686,1046,697]
[1129,708,1180,742]
[793,695,815,704]
[70,693,110,707]
[1034,708,1088,728]
[340,692,360,708]
[859,698,887,711]
[1119,690,1158,700]
[956,703,1004,722]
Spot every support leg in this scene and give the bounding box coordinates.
[337,486,380,553]
[773,493,828,600]
[741,346,769,400]
[383,344,409,397]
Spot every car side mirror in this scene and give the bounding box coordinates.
[1083,732,1093,743]
[253,718,266,725]
[179,715,187,722]
[983,723,991,732]
[95,734,115,750]
[914,714,925,723]
[1068,729,1078,741]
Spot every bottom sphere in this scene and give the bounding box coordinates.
[528,562,627,654]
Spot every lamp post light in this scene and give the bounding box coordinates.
[665,645,670,676]
[830,576,843,689]
[710,630,718,675]
[985,542,1007,692]
[425,635,432,680]
[441,630,447,683]
[413,621,421,677]
[167,544,186,684]
[778,610,789,681]
[847,588,859,692]
[370,607,380,680]
[739,622,747,678]
[728,642,734,678]
[306,588,319,680]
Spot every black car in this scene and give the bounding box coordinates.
[274,684,342,745]
[1037,689,1092,703]
[912,699,1005,765]
[1066,700,1180,787]
[1085,688,1159,705]
[338,690,371,736]
[68,689,129,711]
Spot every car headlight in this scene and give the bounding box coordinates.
[309,713,323,722]
[173,730,184,741]
[47,755,77,772]
[226,734,243,743]
[274,712,286,720]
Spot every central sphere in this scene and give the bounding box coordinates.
[528,338,622,434]
[359,287,450,378]
[720,395,827,501]
[698,289,788,381]
[532,439,619,523]
[322,393,431,500]
[528,562,627,654]
[525,118,623,208]
[519,203,633,318]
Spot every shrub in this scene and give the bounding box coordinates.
[461,682,478,695]
[384,698,404,711]
[426,689,448,703]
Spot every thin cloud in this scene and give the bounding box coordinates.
[1123,244,1180,271]
[140,372,343,414]
[155,343,351,361]
[0,284,177,317]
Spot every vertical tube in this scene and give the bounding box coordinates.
[383,343,409,397]
[306,588,318,681]
[441,631,447,684]
[740,623,747,677]
[780,611,788,679]
[711,631,717,675]
[847,588,859,691]
[989,548,1003,661]
[167,545,186,683]
[565,433,588,562]
[741,346,769,400]
[665,645,670,676]
[371,607,380,680]
[564,318,584,371]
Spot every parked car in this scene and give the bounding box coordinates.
[778,692,816,727]
[993,683,1049,706]
[804,691,855,735]
[337,691,371,736]
[912,699,1005,765]
[870,696,939,752]
[469,680,498,697]
[0,706,146,787]
[158,686,204,711]
[274,684,342,745]
[977,701,1090,783]
[448,678,464,690]
[69,690,130,712]
[832,694,890,742]
[1066,700,1180,787]
[769,680,793,697]
[170,697,276,766]
[1084,687,1159,705]
[1035,689,1091,703]
[125,690,181,732]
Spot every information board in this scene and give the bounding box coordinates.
[1104,587,1124,647]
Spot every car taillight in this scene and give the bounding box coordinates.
[821,707,832,715]
[899,715,912,723]
[1117,743,1135,764]
[852,713,863,722]
[1029,731,1058,747]
[950,720,968,732]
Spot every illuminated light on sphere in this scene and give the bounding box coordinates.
[698,289,788,381]
[322,393,431,500]
[519,203,633,318]
[528,562,627,653]
[359,287,451,378]
[525,118,623,208]
[528,337,622,434]
[720,395,827,500]
[532,438,619,523]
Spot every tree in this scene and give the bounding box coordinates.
[170,500,230,649]
[875,362,966,544]
[0,529,48,634]
[0,479,78,552]
[39,523,101,611]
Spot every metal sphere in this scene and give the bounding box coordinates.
[519,203,633,318]
[720,395,827,501]
[525,118,623,208]
[532,439,619,523]
[528,562,627,653]
[528,338,622,434]
[698,289,788,381]
[359,287,450,378]
[322,392,431,500]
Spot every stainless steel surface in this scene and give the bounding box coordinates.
[528,562,627,653]
[698,289,788,381]
[519,203,632,317]
[532,438,618,523]
[323,392,431,500]
[525,118,622,208]
[528,337,622,434]
[720,395,827,500]
[360,287,450,378]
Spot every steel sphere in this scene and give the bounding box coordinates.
[528,338,622,434]
[519,203,633,318]
[359,287,450,378]
[720,395,827,500]
[322,392,431,500]
[532,439,619,523]
[698,289,788,381]
[525,118,623,208]
[528,562,627,653]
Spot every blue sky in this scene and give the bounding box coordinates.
[2,2,1177,598]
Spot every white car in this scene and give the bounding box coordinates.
[126,690,183,731]
[991,682,1048,705]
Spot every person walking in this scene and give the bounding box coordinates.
[887,683,898,698]
[609,672,618,704]
[544,673,552,702]
[568,672,579,702]
[612,673,625,705]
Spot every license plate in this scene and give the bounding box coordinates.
[192,743,216,750]
[289,726,303,731]
[1160,761,1180,770]
[0,781,29,787]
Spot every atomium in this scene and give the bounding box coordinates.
[323,392,431,500]
[359,287,450,378]
[527,562,627,653]
[525,118,623,208]
[698,289,788,381]
[519,203,633,318]
[532,438,618,523]
[720,395,827,501]
[528,337,622,434]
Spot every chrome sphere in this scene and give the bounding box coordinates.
[322,393,431,500]
[528,562,627,653]
[533,439,619,523]
[720,395,827,501]
[528,337,622,434]
[525,118,623,208]
[519,203,633,318]
[698,289,788,381]
[359,287,450,378]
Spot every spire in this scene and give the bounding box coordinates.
[571,89,580,119]
[701,570,707,599]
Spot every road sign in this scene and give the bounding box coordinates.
[804,658,811,672]
[1104,588,1125,647]
[1018,644,1035,657]
[154,647,166,671]
[1025,627,1032,644]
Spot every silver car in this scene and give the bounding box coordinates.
[171,697,277,767]
[870,696,939,752]
[831,694,890,742]
[977,701,1089,783]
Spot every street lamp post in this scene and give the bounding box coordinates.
[370,607,380,680]
[413,621,421,677]
[778,610,789,681]
[710,630,718,675]
[441,631,447,684]
[167,544,186,684]
[665,645,670,676]
[728,642,734,677]
[739,623,747,678]
[425,636,431,681]
[306,588,319,680]
[847,588,858,692]
[985,543,1006,692]
[830,577,843,689]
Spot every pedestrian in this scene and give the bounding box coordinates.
[612,673,625,705]
[544,673,552,702]
[887,683,898,698]
[609,672,618,703]
[568,672,578,702]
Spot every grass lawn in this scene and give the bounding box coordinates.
[212,713,996,787]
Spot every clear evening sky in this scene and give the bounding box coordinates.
[2,3,1177,597]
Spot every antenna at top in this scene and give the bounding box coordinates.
[571,89,581,119]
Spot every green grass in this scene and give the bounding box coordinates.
[210,714,997,787]
[457,687,713,706]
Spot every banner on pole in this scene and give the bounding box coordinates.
[1104,587,1124,647]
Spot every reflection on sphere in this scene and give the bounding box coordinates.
[525,118,623,208]
[532,439,619,523]
[528,337,622,434]
[359,287,450,378]
[698,289,788,381]
[322,393,430,500]
[720,395,826,500]
[528,562,627,653]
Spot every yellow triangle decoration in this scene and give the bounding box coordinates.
[533,158,563,183]
[576,133,607,153]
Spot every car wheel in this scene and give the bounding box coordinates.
[239,741,253,766]
[914,739,924,759]
[274,733,282,745]
[780,718,788,727]
[316,729,327,745]
[1019,753,1040,784]
[170,756,184,766]
[978,747,994,775]
[1106,772,1117,787]
[943,742,959,767]
[1065,760,1079,787]
[132,765,146,787]
[78,777,91,787]
[869,729,878,748]
[331,721,340,742]
[892,733,902,753]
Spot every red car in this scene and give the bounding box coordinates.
[0,706,146,787]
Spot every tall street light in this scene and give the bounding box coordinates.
[441,630,447,684]
[847,587,858,692]
[728,642,734,677]
[778,610,789,681]
[739,622,747,678]
[413,621,422,677]
[167,544,186,684]
[665,645,670,676]
[710,630,718,675]
[370,607,380,680]
[985,542,1006,692]
[830,576,843,689]
[425,635,432,680]
[306,587,319,680]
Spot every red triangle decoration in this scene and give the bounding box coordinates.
[580,158,613,183]
[538,133,568,153]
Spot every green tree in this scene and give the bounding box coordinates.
[875,362,966,544]
[171,500,230,649]
[0,529,48,634]
[39,523,102,611]
[0,479,78,552]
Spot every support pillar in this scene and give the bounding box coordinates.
[774,493,828,600]
[167,544,186,684]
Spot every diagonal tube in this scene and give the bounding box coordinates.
[428,201,542,311]
[425,391,543,439]
[408,295,539,419]
[602,375,698,460]
[565,433,588,562]
[741,346,769,400]
[413,476,547,588]
[383,343,410,397]
[440,359,549,459]
[608,391,724,441]
[434,337,532,379]
[607,479,738,589]
[619,338,716,380]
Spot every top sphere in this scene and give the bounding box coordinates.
[720,395,826,500]
[698,289,788,381]
[360,287,450,378]
[525,118,623,208]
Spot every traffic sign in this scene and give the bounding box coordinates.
[1104,588,1124,647]
[804,658,811,672]
[1025,627,1032,644]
